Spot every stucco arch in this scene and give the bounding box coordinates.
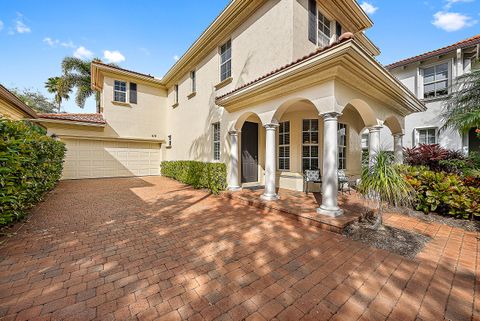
[341,99,378,129]
[233,111,263,131]
[271,98,318,123]
[383,115,404,135]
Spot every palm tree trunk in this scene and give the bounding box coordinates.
[373,201,383,230]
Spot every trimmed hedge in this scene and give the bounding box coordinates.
[161,161,226,194]
[0,118,66,226]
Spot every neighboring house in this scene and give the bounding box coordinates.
[386,34,480,153]
[34,0,424,217]
[0,84,37,120]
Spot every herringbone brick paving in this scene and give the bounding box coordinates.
[0,177,478,321]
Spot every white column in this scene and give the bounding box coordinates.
[317,112,343,217]
[393,133,404,164]
[228,130,241,191]
[261,123,279,201]
[368,125,382,166]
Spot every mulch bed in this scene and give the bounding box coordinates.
[398,208,480,232]
[343,216,431,259]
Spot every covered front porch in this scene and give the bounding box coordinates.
[216,35,424,219]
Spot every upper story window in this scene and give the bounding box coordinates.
[174,84,179,105]
[190,71,196,93]
[129,83,137,104]
[335,21,342,39]
[317,11,331,48]
[114,80,127,103]
[220,40,232,82]
[212,122,221,161]
[278,121,290,171]
[423,63,448,99]
[338,123,347,170]
[417,128,437,145]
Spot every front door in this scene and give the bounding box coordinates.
[241,122,259,183]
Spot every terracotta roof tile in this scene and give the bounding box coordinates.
[216,33,354,101]
[38,113,106,124]
[93,61,157,79]
[386,34,480,69]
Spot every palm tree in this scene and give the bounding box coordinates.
[441,67,480,134]
[357,151,414,230]
[45,77,72,112]
[61,57,101,109]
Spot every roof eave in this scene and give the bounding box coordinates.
[32,118,106,127]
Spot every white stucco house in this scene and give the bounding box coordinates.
[33,0,425,217]
[383,34,480,154]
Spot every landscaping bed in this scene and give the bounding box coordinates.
[399,207,480,232]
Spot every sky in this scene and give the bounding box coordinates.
[0,0,479,114]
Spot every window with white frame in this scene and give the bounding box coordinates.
[417,128,437,145]
[302,119,319,171]
[278,121,290,171]
[190,70,196,93]
[114,80,127,103]
[213,122,220,161]
[220,40,232,82]
[174,84,179,105]
[361,133,369,150]
[423,63,448,99]
[317,11,331,48]
[338,123,347,170]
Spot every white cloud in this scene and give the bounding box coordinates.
[103,50,125,63]
[15,20,30,33]
[43,37,59,47]
[445,0,474,9]
[61,41,75,48]
[74,46,94,59]
[433,11,476,31]
[360,1,378,14]
[0,20,4,31]
[173,55,180,61]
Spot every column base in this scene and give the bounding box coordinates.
[261,193,279,201]
[227,186,242,191]
[317,205,344,217]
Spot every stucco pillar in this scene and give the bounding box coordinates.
[261,123,279,201]
[368,125,382,166]
[393,133,404,164]
[228,130,241,191]
[317,112,343,217]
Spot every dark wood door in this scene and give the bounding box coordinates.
[241,122,259,183]
[469,128,480,153]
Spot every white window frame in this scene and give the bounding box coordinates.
[415,127,438,145]
[420,61,451,100]
[190,70,196,93]
[220,40,232,82]
[361,133,369,150]
[213,122,221,161]
[113,80,127,103]
[173,84,179,105]
[338,123,347,170]
[278,121,290,171]
[317,10,332,48]
[302,119,319,171]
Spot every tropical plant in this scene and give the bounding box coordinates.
[61,57,101,109]
[10,88,57,114]
[358,151,414,229]
[441,68,480,134]
[404,144,465,172]
[45,76,72,112]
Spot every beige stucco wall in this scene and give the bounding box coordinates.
[0,98,29,120]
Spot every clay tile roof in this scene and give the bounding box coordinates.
[38,113,106,124]
[216,32,355,101]
[386,34,480,70]
[93,61,156,79]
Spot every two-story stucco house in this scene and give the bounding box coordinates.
[385,35,480,154]
[34,0,424,217]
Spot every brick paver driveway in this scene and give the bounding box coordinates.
[0,177,478,321]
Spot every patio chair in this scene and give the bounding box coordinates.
[303,169,321,194]
[338,170,350,194]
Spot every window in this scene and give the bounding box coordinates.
[423,63,448,99]
[278,121,290,171]
[114,80,127,103]
[168,135,172,147]
[174,85,179,105]
[302,119,319,171]
[213,122,220,161]
[220,40,232,81]
[361,133,369,150]
[417,128,437,145]
[338,123,347,170]
[190,71,196,93]
[129,83,137,104]
[335,21,342,39]
[317,11,331,48]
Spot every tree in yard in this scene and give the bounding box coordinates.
[357,151,414,230]
[45,76,72,112]
[441,67,480,136]
[10,88,57,114]
[61,57,101,109]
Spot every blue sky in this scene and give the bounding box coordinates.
[0,0,479,113]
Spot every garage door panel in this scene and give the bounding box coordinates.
[61,139,161,179]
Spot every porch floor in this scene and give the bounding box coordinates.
[224,187,370,233]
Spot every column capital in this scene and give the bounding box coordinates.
[368,125,383,133]
[392,132,404,138]
[228,130,239,136]
[264,123,279,130]
[320,112,342,121]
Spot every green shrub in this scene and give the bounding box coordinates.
[400,165,480,219]
[161,161,226,194]
[0,118,66,226]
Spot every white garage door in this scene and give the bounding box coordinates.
[61,138,161,179]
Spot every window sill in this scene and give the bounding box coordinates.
[421,95,448,103]
[172,103,179,108]
[166,145,172,149]
[111,101,131,107]
[214,77,233,90]
[187,92,197,99]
